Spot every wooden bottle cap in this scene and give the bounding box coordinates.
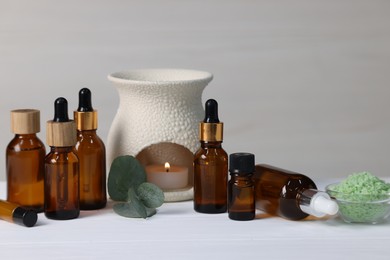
[11,109,40,134]
[46,120,77,147]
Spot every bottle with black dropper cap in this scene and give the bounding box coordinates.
[74,88,107,210]
[45,97,80,220]
[253,164,338,220]
[194,99,228,213]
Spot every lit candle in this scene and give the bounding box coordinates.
[145,162,189,191]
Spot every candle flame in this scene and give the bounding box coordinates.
[165,162,170,172]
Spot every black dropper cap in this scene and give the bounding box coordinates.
[77,88,94,112]
[203,99,220,123]
[53,97,69,122]
[12,207,38,227]
[229,153,255,175]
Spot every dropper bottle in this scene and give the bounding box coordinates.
[45,97,80,220]
[253,164,338,220]
[194,99,228,213]
[74,88,107,210]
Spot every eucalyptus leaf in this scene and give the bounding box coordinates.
[137,182,165,208]
[146,208,157,217]
[113,203,145,218]
[108,155,147,201]
[127,188,147,218]
[112,187,159,219]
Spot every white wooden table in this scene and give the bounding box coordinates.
[0,181,389,260]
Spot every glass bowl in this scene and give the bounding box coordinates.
[326,183,390,224]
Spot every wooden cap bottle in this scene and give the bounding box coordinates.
[199,99,223,142]
[74,88,98,131]
[46,97,77,147]
[10,109,41,134]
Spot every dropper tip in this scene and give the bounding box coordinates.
[78,88,93,112]
[53,97,69,122]
[204,99,220,123]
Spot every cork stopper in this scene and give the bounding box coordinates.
[199,99,223,142]
[46,97,77,147]
[74,88,98,130]
[10,109,40,134]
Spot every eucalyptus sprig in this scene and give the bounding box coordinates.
[108,155,164,219]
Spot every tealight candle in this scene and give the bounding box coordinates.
[145,162,189,191]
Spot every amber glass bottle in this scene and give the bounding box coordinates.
[253,164,338,220]
[45,97,80,220]
[74,88,107,210]
[0,199,38,227]
[228,153,255,221]
[6,109,45,212]
[194,99,228,213]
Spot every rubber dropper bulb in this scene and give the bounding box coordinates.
[299,189,339,218]
[53,97,70,122]
[311,194,339,216]
[204,99,220,123]
[77,88,94,112]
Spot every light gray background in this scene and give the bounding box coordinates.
[1,0,390,180]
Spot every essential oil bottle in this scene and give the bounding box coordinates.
[194,99,228,213]
[253,164,338,220]
[0,199,38,227]
[45,97,80,220]
[228,153,255,221]
[74,88,107,210]
[6,109,46,212]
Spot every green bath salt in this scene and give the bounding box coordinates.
[328,172,390,223]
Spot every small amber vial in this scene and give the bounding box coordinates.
[45,97,80,220]
[74,88,107,210]
[0,199,38,227]
[228,153,255,221]
[194,99,228,213]
[6,109,46,212]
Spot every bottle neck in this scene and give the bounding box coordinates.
[15,133,37,139]
[50,146,73,153]
[230,173,254,186]
[230,173,253,179]
[77,129,97,134]
[200,141,222,149]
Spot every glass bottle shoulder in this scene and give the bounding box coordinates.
[230,174,254,187]
[45,147,79,164]
[194,145,228,162]
[75,130,105,150]
[7,134,45,152]
[280,177,316,199]
[195,141,227,156]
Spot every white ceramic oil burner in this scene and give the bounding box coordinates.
[107,69,213,202]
